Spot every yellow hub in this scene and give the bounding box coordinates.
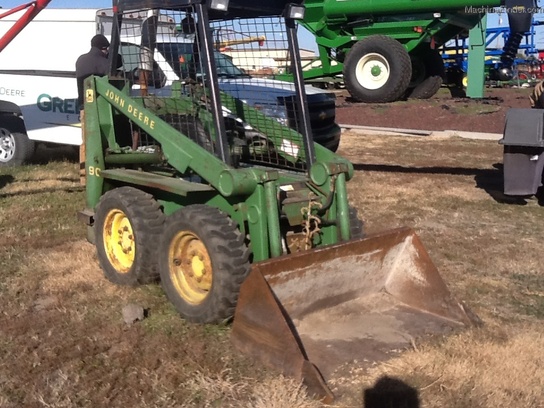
[103,209,135,273]
[168,231,212,305]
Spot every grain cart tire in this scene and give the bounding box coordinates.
[159,205,250,324]
[0,116,34,167]
[95,187,165,285]
[327,139,340,153]
[343,35,411,103]
[405,48,444,99]
[349,206,364,239]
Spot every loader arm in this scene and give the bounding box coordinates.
[88,76,353,196]
[87,77,260,198]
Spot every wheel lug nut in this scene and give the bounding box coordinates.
[173,258,181,266]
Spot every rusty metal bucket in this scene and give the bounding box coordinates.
[231,227,479,403]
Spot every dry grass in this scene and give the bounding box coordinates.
[250,376,323,408]
[0,155,319,408]
[1,134,544,407]
[360,323,544,408]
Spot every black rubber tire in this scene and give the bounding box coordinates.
[95,187,165,286]
[405,48,444,100]
[444,66,465,88]
[343,35,412,103]
[158,205,250,324]
[349,206,365,239]
[0,116,34,167]
[328,140,340,153]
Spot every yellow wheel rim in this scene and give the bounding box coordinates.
[168,231,212,305]
[462,75,468,88]
[103,209,135,273]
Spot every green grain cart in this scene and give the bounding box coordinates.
[79,0,479,401]
[299,0,535,102]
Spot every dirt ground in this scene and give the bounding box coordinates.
[335,86,534,134]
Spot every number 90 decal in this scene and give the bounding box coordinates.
[88,166,101,177]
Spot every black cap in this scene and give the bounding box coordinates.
[91,34,110,49]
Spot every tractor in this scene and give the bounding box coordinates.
[79,0,478,401]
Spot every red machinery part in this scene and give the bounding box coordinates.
[0,0,52,52]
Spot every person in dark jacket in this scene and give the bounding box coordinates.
[75,34,110,108]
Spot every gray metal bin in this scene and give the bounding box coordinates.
[500,108,544,196]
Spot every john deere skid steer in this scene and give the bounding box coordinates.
[79,0,478,401]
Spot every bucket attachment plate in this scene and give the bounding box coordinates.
[231,227,479,401]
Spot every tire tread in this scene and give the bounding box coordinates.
[159,205,250,323]
[95,187,165,285]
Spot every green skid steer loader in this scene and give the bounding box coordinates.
[78,0,479,401]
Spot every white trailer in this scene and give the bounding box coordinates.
[0,9,99,166]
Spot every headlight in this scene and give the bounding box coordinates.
[254,103,289,127]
